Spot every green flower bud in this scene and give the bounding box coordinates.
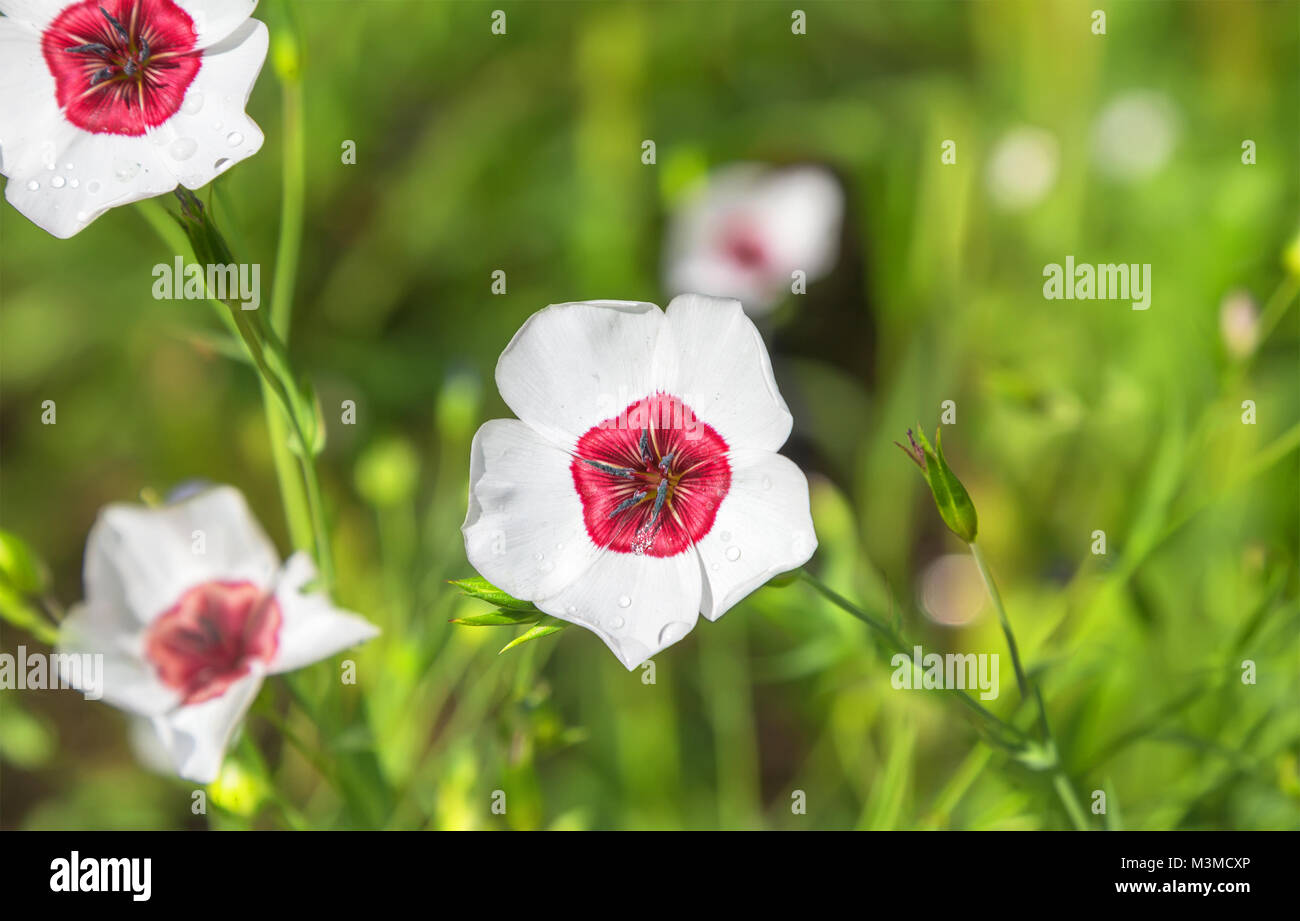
[895,426,979,544]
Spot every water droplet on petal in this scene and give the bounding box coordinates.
[658,621,692,645]
[608,615,625,630]
[170,137,198,161]
[113,160,141,181]
[617,595,632,608]
[25,180,39,191]
[88,180,101,194]
[726,546,742,562]
[226,131,244,147]
[182,91,204,115]
[50,176,65,189]
[761,476,773,490]
[565,605,576,616]
[719,531,732,543]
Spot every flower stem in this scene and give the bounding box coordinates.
[264,0,334,589]
[970,542,1029,699]
[968,542,1090,830]
[797,569,1027,748]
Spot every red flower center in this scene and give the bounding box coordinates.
[144,580,280,705]
[41,0,201,136]
[571,395,731,558]
[720,220,770,271]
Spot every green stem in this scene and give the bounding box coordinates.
[968,542,1089,830]
[797,569,1027,747]
[264,2,334,589]
[970,542,1029,700]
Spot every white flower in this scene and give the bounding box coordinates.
[0,0,268,238]
[463,294,818,669]
[57,485,379,783]
[663,163,844,316]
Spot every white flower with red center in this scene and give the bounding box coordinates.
[57,485,379,783]
[0,0,267,238]
[663,163,844,317]
[463,294,818,669]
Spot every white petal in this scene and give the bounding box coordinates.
[268,553,379,674]
[56,603,180,715]
[495,300,664,446]
[746,166,843,279]
[0,0,60,30]
[84,485,280,626]
[653,294,793,452]
[695,450,817,621]
[150,18,267,190]
[537,550,702,670]
[175,0,259,49]
[463,419,603,601]
[155,670,262,783]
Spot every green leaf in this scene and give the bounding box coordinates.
[449,576,538,612]
[451,608,544,627]
[0,530,50,596]
[499,617,570,654]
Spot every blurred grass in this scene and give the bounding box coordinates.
[1,0,1298,830]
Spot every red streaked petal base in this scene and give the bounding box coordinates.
[41,0,200,136]
[571,394,731,558]
[144,580,280,705]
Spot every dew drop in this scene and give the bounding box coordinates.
[565,605,577,616]
[50,176,65,189]
[25,180,38,191]
[226,131,244,147]
[88,181,101,194]
[69,178,79,189]
[182,90,204,115]
[617,595,632,609]
[608,615,625,630]
[658,622,692,645]
[113,159,141,181]
[75,210,88,222]
[726,546,742,562]
[719,531,732,543]
[761,475,773,490]
[170,137,198,161]
[214,157,230,171]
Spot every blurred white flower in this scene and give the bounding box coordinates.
[986,126,1059,211]
[58,485,379,783]
[1092,90,1180,180]
[464,295,818,669]
[1219,289,1259,360]
[0,0,268,238]
[663,163,844,316]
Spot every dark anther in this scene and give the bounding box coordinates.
[582,458,635,479]
[65,42,112,55]
[100,5,131,42]
[89,67,114,86]
[639,429,651,466]
[608,489,647,519]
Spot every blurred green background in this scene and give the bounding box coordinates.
[2,0,1298,830]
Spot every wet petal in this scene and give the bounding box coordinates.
[694,449,817,621]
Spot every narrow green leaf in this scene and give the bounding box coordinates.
[499,617,570,654]
[451,608,544,627]
[449,576,538,612]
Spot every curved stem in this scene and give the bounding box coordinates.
[969,543,1090,830]
[797,569,1027,747]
